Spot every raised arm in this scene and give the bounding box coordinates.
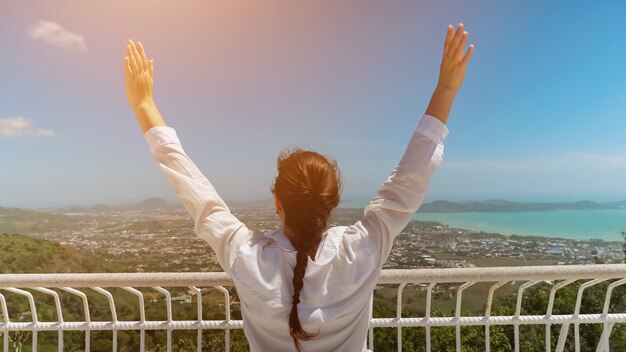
[350,23,474,267]
[124,39,251,274]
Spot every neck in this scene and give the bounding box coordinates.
[283,226,296,244]
[282,226,326,261]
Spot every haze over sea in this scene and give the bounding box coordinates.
[412,209,626,242]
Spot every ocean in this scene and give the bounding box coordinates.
[412,209,626,242]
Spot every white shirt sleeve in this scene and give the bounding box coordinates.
[144,126,251,274]
[353,113,449,268]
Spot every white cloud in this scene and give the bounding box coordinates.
[0,117,57,138]
[442,152,626,171]
[28,20,87,52]
[431,152,626,201]
[569,152,626,169]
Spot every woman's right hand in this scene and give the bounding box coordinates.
[436,23,474,93]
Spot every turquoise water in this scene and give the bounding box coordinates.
[413,209,626,242]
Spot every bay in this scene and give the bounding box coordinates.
[413,209,626,242]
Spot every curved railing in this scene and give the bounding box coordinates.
[0,264,625,351]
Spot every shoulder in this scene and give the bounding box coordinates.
[245,229,295,252]
[328,225,377,263]
[234,230,296,267]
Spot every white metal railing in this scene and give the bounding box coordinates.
[0,264,625,351]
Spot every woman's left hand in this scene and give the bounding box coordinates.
[125,39,155,110]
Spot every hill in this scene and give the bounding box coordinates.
[0,207,100,234]
[53,197,184,214]
[0,233,126,273]
[418,199,622,213]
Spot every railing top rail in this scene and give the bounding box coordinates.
[377,264,626,284]
[0,264,623,288]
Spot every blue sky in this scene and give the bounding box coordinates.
[1,1,625,208]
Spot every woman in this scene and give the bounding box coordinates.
[125,23,473,352]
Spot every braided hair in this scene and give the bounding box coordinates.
[271,147,342,352]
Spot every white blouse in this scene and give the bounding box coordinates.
[144,113,449,352]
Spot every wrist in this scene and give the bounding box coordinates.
[433,84,458,97]
[133,98,156,113]
[425,85,457,125]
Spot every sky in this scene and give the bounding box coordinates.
[1,0,625,209]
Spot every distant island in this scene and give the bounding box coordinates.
[417,199,626,213]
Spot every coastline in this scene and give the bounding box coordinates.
[412,208,626,242]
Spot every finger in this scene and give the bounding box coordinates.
[136,41,149,69]
[127,44,138,74]
[132,41,144,71]
[443,24,453,53]
[130,40,143,71]
[461,44,475,66]
[124,56,132,77]
[450,23,465,52]
[454,31,469,59]
[149,59,154,78]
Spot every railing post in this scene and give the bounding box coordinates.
[368,292,374,351]
[455,282,475,352]
[32,288,64,352]
[91,287,117,352]
[189,286,203,352]
[60,287,92,352]
[425,282,435,352]
[4,288,38,352]
[557,278,607,352]
[484,281,506,352]
[596,278,626,352]
[121,287,146,352]
[396,283,407,352]
[0,293,9,352]
[152,287,173,352]
[545,279,576,352]
[215,286,231,352]
[514,280,540,352]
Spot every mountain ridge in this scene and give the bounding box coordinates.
[3,197,626,214]
[417,199,625,213]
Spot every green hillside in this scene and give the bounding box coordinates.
[0,233,124,273]
[0,233,247,351]
[0,207,103,235]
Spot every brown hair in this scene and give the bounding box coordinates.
[270,147,342,351]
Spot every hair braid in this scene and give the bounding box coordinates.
[289,247,316,351]
[271,148,342,352]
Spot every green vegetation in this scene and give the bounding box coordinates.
[372,279,626,351]
[370,236,626,351]
[0,233,123,274]
[0,208,104,234]
[1,232,624,351]
[0,233,246,351]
